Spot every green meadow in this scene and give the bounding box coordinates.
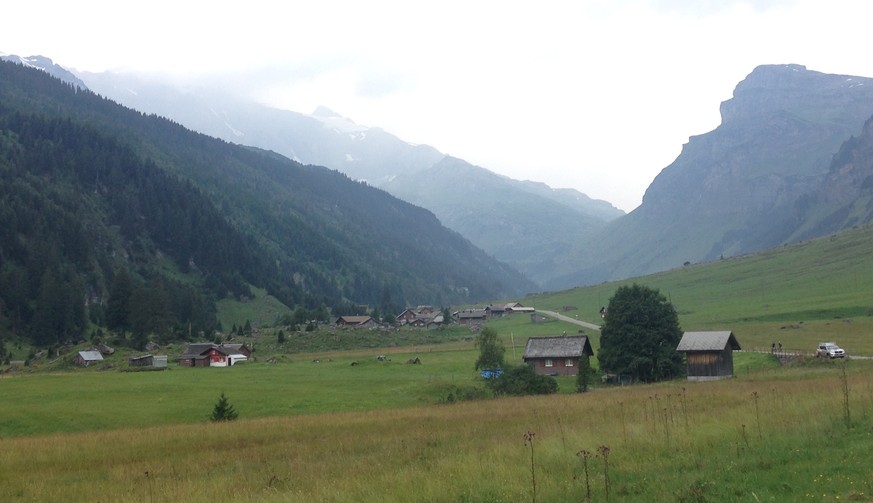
[3,225,873,501]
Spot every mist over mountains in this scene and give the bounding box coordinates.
[63,66,625,285]
[5,54,873,299]
[0,58,537,348]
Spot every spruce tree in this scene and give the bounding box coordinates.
[210,392,238,422]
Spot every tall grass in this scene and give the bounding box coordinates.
[2,361,872,501]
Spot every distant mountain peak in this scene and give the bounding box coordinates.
[311,106,367,134]
[0,53,87,89]
[311,106,341,118]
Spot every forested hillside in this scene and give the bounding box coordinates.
[0,60,533,351]
[75,67,623,286]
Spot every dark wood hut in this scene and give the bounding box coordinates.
[128,354,154,367]
[522,335,593,376]
[676,331,741,381]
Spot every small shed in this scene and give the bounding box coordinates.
[676,331,742,381]
[73,350,104,367]
[129,354,154,367]
[523,335,594,376]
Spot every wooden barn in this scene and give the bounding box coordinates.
[522,335,593,376]
[73,350,104,367]
[129,354,169,368]
[128,354,154,367]
[676,331,742,381]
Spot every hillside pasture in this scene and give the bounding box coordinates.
[529,224,873,355]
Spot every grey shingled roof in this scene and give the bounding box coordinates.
[77,350,104,361]
[676,331,741,352]
[523,336,592,359]
[179,343,218,358]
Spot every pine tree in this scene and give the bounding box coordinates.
[210,392,238,422]
[576,355,593,392]
[105,269,133,333]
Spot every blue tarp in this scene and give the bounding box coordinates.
[480,368,503,379]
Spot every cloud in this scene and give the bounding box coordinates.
[355,68,409,99]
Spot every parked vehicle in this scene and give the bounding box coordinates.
[816,342,846,359]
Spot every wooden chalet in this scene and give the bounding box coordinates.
[178,343,251,367]
[676,331,742,381]
[178,343,216,367]
[395,307,444,328]
[522,335,593,376]
[505,302,535,314]
[395,308,419,324]
[457,309,487,326]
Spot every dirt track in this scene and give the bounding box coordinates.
[535,310,601,330]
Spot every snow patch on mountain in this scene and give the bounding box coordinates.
[312,106,368,134]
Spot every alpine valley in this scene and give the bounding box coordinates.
[0,58,534,348]
[4,55,873,350]
[61,60,873,291]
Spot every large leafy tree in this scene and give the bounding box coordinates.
[474,326,505,371]
[598,284,684,382]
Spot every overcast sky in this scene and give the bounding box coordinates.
[4,0,873,211]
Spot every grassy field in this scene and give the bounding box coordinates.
[3,224,873,501]
[1,357,871,501]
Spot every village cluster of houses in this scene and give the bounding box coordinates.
[71,296,741,381]
[73,342,252,369]
[332,302,536,329]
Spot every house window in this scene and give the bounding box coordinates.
[565,359,574,367]
[544,359,553,368]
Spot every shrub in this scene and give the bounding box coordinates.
[487,365,557,396]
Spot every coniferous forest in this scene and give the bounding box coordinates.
[0,60,534,353]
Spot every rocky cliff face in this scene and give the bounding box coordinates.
[551,65,873,289]
[788,115,873,239]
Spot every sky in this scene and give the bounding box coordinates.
[4,0,873,212]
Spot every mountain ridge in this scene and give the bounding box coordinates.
[58,62,623,285]
[551,64,873,289]
[0,58,535,347]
